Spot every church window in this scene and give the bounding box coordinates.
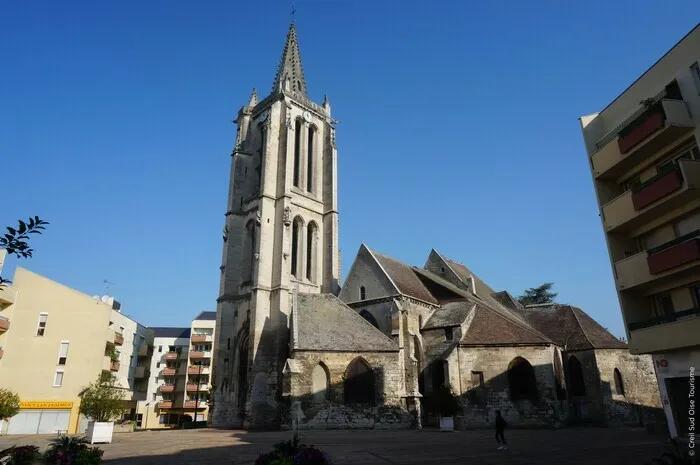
[508,357,538,401]
[567,355,586,397]
[418,315,423,329]
[344,357,374,404]
[471,371,484,388]
[311,363,330,402]
[307,125,315,193]
[306,221,318,282]
[293,119,302,187]
[243,220,256,282]
[291,216,303,278]
[444,327,454,342]
[613,368,625,396]
[360,286,366,301]
[360,310,379,329]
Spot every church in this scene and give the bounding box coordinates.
[210,23,662,430]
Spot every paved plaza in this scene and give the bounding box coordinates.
[0,427,669,464]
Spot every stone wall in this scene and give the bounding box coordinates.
[456,345,564,428]
[593,349,663,427]
[282,350,411,429]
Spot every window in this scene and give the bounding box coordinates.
[344,357,374,404]
[293,119,302,187]
[158,346,162,353]
[130,355,135,367]
[657,145,698,174]
[623,177,641,192]
[614,368,625,396]
[36,313,48,336]
[675,210,700,237]
[567,355,586,397]
[291,216,303,278]
[159,414,167,424]
[227,338,231,350]
[507,357,538,401]
[691,62,700,93]
[156,362,161,368]
[418,315,423,329]
[307,126,315,193]
[57,342,69,366]
[359,286,366,301]
[152,393,157,401]
[154,377,158,383]
[471,371,484,388]
[650,293,674,317]
[53,370,64,387]
[306,222,317,282]
[444,327,454,342]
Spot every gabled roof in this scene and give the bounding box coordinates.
[461,305,552,346]
[423,301,474,329]
[490,291,524,311]
[368,248,438,305]
[151,327,191,339]
[293,293,398,352]
[194,311,216,321]
[272,23,307,95]
[517,304,628,350]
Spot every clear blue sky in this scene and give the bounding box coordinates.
[2,1,699,336]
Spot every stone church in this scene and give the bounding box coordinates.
[211,23,662,430]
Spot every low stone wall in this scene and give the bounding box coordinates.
[281,400,412,430]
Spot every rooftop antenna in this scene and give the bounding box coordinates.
[103,279,116,292]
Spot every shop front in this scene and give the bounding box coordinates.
[653,350,699,438]
[6,401,79,435]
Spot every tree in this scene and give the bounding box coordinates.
[79,375,126,423]
[0,388,20,420]
[517,282,557,306]
[0,216,49,287]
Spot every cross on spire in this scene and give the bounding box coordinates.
[272,22,307,96]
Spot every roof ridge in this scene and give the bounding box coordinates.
[364,246,402,297]
[568,305,594,349]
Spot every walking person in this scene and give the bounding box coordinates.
[495,410,508,450]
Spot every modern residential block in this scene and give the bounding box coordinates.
[579,24,700,438]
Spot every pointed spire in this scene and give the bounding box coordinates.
[323,94,331,116]
[248,88,259,107]
[272,23,307,96]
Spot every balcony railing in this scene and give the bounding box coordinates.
[628,307,700,354]
[137,344,154,357]
[591,99,694,180]
[135,366,149,378]
[183,401,207,409]
[186,384,209,392]
[114,333,124,345]
[189,351,211,359]
[157,401,173,409]
[0,316,9,332]
[162,367,177,376]
[602,159,700,233]
[188,366,210,375]
[164,352,179,360]
[648,234,700,275]
[191,334,211,343]
[110,360,120,372]
[0,286,17,305]
[628,307,700,331]
[161,384,175,393]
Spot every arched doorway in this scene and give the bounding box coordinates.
[344,357,374,404]
[507,357,538,401]
[567,355,586,397]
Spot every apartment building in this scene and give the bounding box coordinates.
[579,24,700,438]
[0,265,153,435]
[135,312,215,429]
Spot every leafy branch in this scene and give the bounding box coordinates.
[0,216,49,287]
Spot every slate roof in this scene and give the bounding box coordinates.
[369,249,439,305]
[517,304,628,350]
[293,293,399,352]
[491,291,524,311]
[461,305,553,346]
[151,327,191,339]
[423,301,474,329]
[194,311,216,321]
[272,23,307,95]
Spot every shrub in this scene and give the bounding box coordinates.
[0,388,21,420]
[255,434,332,465]
[79,375,125,423]
[428,384,462,417]
[0,445,41,465]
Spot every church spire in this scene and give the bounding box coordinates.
[248,87,259,107]
[272,23,307,96]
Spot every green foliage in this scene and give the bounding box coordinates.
[79,375,125,423]
[255,434,332,465]
[44,436,103,465]
[104,346,119,363]
[517,282,558,306]
[428,384,462,417]
[0,216,48,287]
[0,446,41,465]
[0,388,20,420]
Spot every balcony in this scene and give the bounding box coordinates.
[110,361,120,372]
[189,351,211,359]
[135,366,149,378]
[183,401,207,409]
[164,352,179,360]
[137,344,153,357]
[628,308,700,354]
[188,366,210,375]
[591,99,694,180]
[602,159,700,233]
[0,316,9,333]
[162,367,177,376]
[615,232,700,290]
[114,333,124,345]
[161,384,175,393]
[157,401,173,409]
[191,334,211,343]
[0,347,4,359]
[0,286,17,306]
[186,384,209,393]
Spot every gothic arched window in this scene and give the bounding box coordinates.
[307,125,315,193]
[306,221,318,282]
[508,356,538,401]
[344,357,374,404]
[614,368,625,396]
[243,220,256,283]
[293,119,302,187]
[291,216,304,278]
[360,286,366,301]
[567,355,586,397]
[311,363,330,402]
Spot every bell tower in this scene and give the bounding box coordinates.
[212,23,340,428]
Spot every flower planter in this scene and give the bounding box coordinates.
[439,416,454,432]
[86,421,114,444]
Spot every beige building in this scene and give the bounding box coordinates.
[134,312,216,429]
[579,24,700,438]
[0,263,153,435]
